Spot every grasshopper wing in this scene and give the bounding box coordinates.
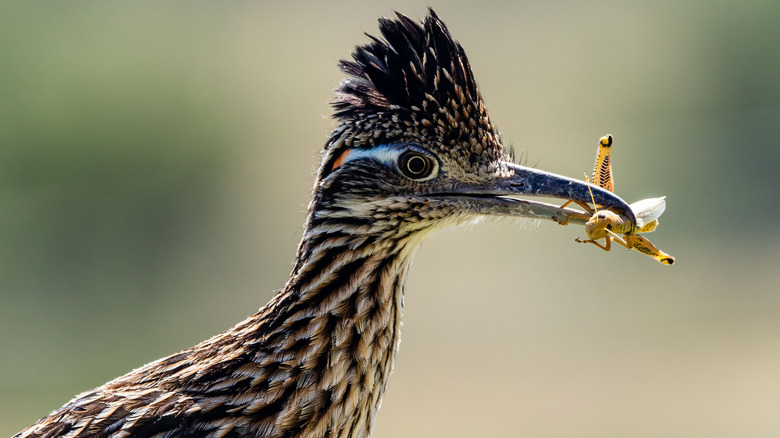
[630,197,666,228]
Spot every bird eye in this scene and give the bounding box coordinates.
[398,151,435,180]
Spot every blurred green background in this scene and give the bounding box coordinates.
[2,1,779,436]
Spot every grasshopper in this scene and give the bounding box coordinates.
[561,135,675,265]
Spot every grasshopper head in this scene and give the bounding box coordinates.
[584,210,622,240]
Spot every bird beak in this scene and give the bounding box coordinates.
[443,162,636,226]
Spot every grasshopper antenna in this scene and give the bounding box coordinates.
[584,172,599,213]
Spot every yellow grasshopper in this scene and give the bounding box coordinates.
[561,135,675,265]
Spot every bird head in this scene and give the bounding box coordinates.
[307,9,634,242]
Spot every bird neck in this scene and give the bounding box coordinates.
[243,207,425,436]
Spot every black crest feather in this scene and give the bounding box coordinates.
[334,9,479,121]
[327,9,504,170]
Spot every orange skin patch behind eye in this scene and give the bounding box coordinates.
[331,149,351,172]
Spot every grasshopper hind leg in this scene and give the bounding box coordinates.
[593,134,614,192]
[631,234,676,265]
[559,135,614,224]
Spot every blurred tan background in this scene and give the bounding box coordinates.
[2,1,779,436]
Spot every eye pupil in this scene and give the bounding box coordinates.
[406,156,426,174]
[399,151,434,179]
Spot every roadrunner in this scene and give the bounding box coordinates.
[17,9,634,438]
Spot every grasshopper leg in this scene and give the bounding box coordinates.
[560,200,594,211]
[575,237,612,252]
[556,200,594,226]
[593,134,614,193]
[630,234,676,265]
[607,231,633,250]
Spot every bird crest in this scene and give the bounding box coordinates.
[325,9,505,175]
